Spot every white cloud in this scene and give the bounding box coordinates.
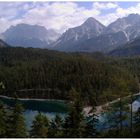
[92,2,118,10]
[95,2,140,26]
[0,2,140,34]
[21,2,101,33]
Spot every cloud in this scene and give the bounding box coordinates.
[0,2,140,34]
[95,2,140,26]
[115,3,140,16]
[0,2,35,32]
[21,2,101,33]
[92,2,118,10]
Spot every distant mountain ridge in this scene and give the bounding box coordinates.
[108,36,140,57]
[1,23,60,48]
[52,14,140,53]
[52,17,106,50]
[104,14,140,41]
[1,14,140,54]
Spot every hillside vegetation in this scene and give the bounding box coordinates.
[0,47,138,106]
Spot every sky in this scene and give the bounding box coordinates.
[0,2,140,33]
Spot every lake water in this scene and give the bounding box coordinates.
[96,95,140,130]
[0,97,68,129]
[1,95,140,131]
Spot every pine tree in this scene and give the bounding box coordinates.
[105,97,129,137]
[130,93,133,134]
[134,107,140,127]
[48,114,64,137]
[0,101,6,137]
[30,113,49,138]
[6,102,27,138]
[64,89,86,138]
[133,107,140,137]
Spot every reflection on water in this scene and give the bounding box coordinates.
[24,110,65,130]
[1,95,140,131]
[0,97,68,130]
[97,95,140,131]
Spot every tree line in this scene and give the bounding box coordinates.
[1,89,140,138]
[0,89,99,138]
[0,47,138,106]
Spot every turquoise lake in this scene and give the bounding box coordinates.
[0,97,68,129]
[1,95,140,131]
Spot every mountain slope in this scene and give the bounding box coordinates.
[52,17,105,50]
[0,39,10,48]
[105,14,140,41]
[72,31,128,52]
[108,37,140,57]
[1,23,60,48]
[52,14,140,52]
[2,14,140,52]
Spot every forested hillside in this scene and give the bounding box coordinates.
[0,47,138,106]
[108,57,140,82]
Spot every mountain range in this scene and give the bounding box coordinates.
[52,14,140,52]
[108,36,140,57]
[1,23,60,48]
[1,14,140,56]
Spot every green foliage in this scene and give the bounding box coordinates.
[104,98,129,132]
[102,129,132,138]
[108,57,140,92]
[6,102,27,138]
[30,113,49,138]
[0,101,6,137]
[0,47,140,138]
[0,47,138,106]
[48,114,64,138]
[63,89,86,138]
[134,107,140,127]
[133,107,140,137]
[0,82,5,90]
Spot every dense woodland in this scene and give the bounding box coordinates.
[0,47,140,137]
[0,47,139,106]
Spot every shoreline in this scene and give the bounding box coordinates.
[84,92,140,116]
[1,92,140,116]
[0,95,67,102]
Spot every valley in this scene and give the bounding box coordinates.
[1,4,140,137]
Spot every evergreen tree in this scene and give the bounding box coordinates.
[64,89,86,138]
[48,114,64,137]
[30,113,49,138]
[133,107,140,137]
[0,101,6,137]
[6,102,27,138]
[134,107,140,127]
[104,98,129,137]
[130,93,133,134]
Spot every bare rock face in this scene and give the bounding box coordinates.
[105,14,140,41]
[52,17,105,49]
[52,14,140,52]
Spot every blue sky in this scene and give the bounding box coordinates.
[0,2,140,33]
[77,2,137,8]
[77,2,139,15]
